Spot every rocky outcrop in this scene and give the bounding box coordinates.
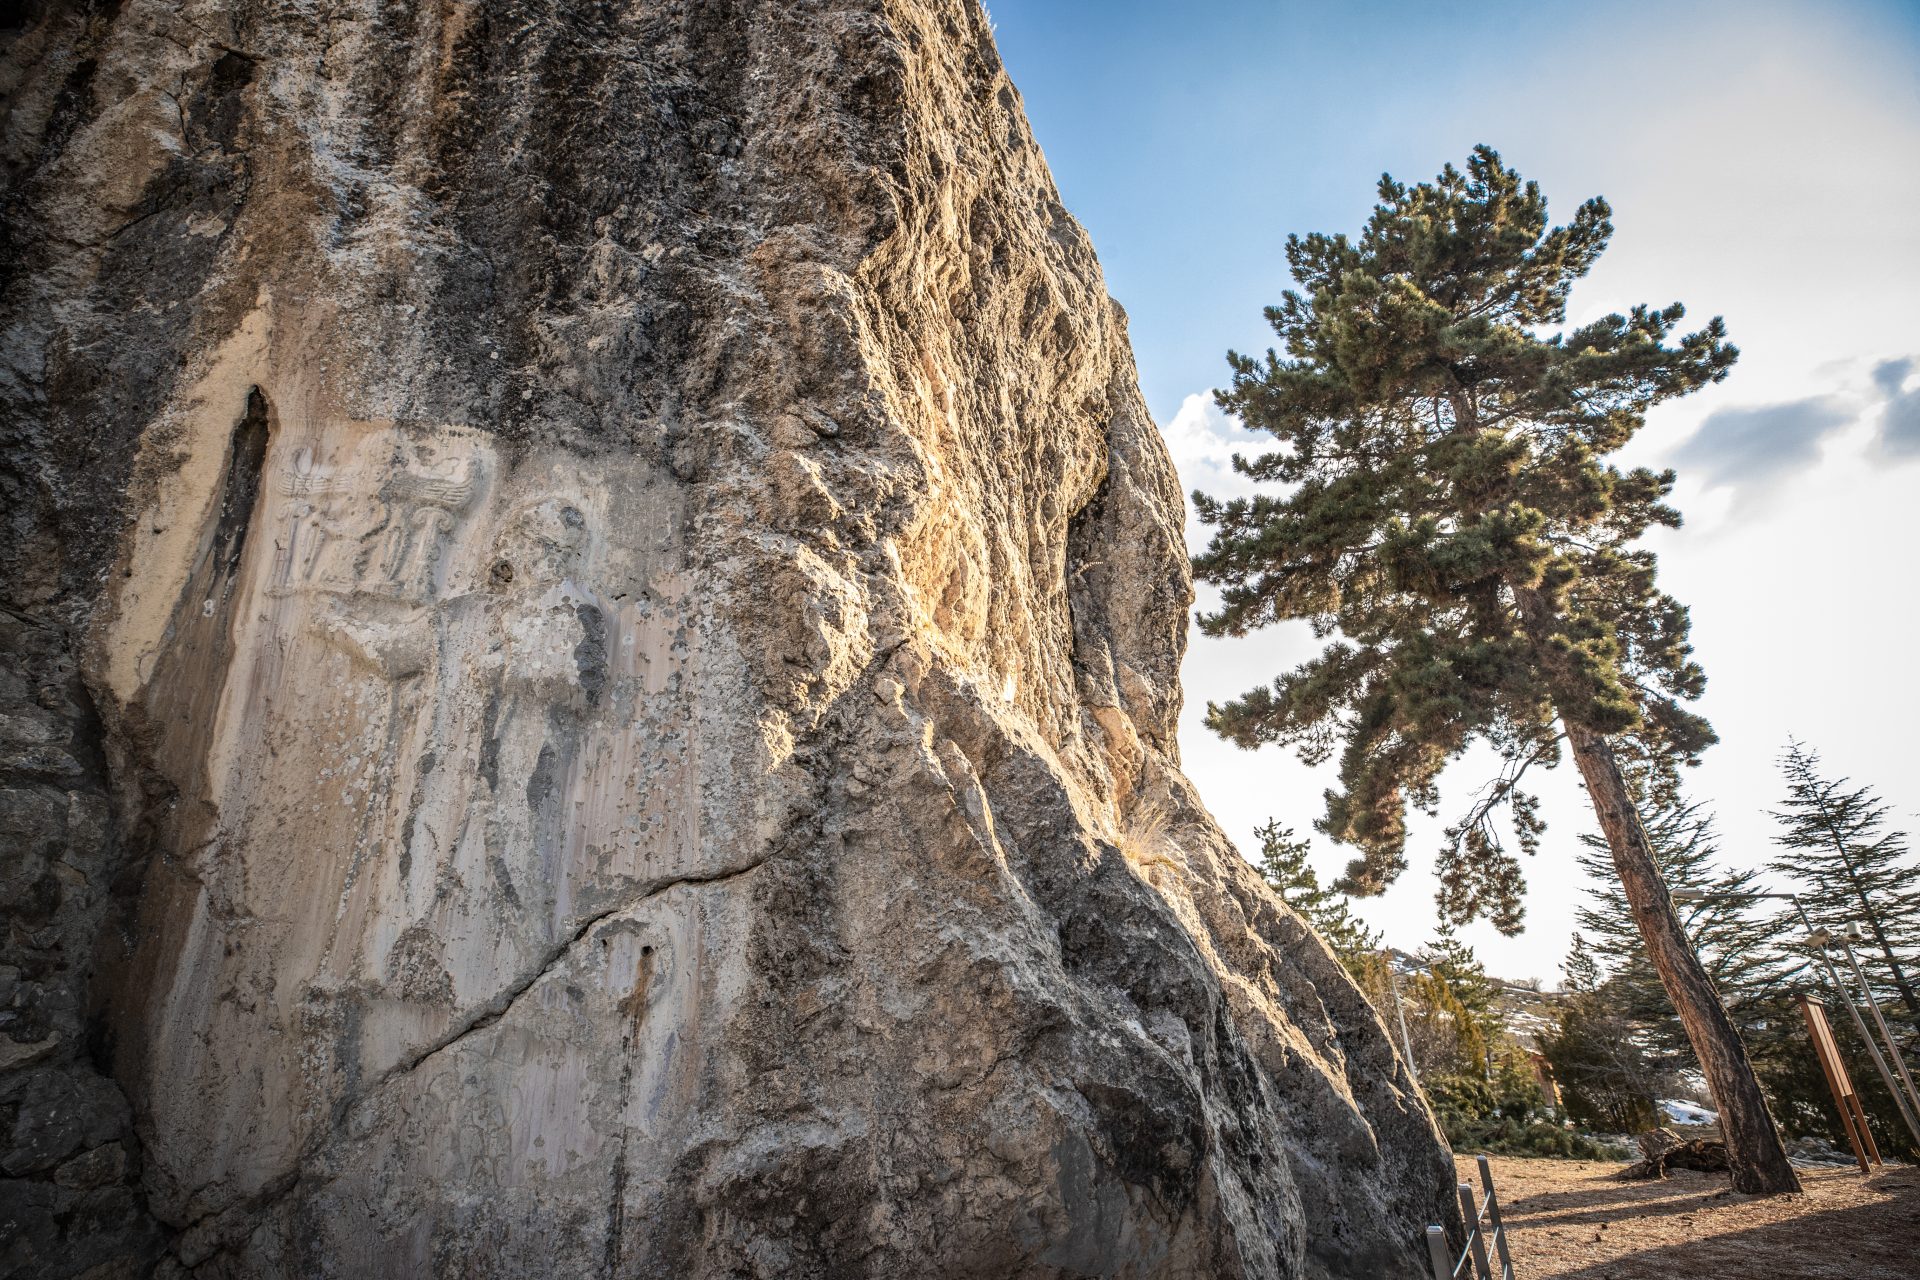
[0,2,1456,1276]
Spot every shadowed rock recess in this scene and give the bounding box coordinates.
[0,1,1457,1275]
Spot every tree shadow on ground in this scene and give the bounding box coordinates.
[1501,1168,1722,1216]
[1518,1178,1920,1280]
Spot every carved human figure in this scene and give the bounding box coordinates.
[273,434,480,601]
[373,443,481,602]
[486,498,599,906]
[410,496,606,951]
[272,435,485,676]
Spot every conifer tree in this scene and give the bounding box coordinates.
[1542,935,1663,1133]
[1193,146,1798,1191]
[1254,820,1382,975]
[1574,787,1788,1063]
[1569,778,1917,1157]
[1410,922,1500,1078]
[1769,741,1920,1028]
[1562,932,1601,995]
[1407,967,1492,1082]
[1419,921,1498,1027]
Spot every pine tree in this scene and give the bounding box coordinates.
[1769,741,1920,1029]
[1574,786,1789,1064]
[1563,931,1602,993]
[1254,819,1382,976]
[1419,921,1498,1027]
[1408,968,1492,1081]
[1542,934,1663,1133]
[1192,146,1798,1191]
[1409,922,1500,1079]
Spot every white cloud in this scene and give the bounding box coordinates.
[1873,358,1920,458]
[1158,390,1237,473]
[1654,357,1920,532]
[1158,390,1262,548]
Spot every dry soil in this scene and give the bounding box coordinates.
[1461,1154,1920,1279]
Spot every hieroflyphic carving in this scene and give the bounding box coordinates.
[272,434,485,605]
[265,431,489,677]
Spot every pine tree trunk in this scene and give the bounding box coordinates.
[1507,583,1800,1193]
[1561,720,1802,1194]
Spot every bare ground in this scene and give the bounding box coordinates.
[1459,1155,1920,1279]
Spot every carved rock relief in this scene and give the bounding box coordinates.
[121,416,740,1222]
[269,887,738,1277]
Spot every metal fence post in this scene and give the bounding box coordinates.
[1425,1224,1453,1280]
[1430,1159,1518,1280]
[1476,1156,1514,1279]
[1458,1182,1493,1280]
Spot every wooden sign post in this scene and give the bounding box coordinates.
[1796,994,1882,1173]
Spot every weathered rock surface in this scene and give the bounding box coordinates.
[0,1,1457,1275]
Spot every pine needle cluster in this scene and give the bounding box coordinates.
[1253,819,1381,976]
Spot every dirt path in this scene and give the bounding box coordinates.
[1458,1155,1920,1279]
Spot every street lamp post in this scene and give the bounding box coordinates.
[1672,887,1920,1146]
[1829,924,1920,1124]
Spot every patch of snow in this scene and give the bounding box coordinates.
[1658,1098,1719,1125]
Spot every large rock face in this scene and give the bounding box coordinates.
[0,2,1457,1275]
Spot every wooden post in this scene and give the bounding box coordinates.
[1797,994,1883,1171]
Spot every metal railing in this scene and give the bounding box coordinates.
[1426,1154,1515,1280]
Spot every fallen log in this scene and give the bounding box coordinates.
[1621,1128,1731,1179]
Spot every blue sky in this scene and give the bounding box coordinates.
[992,0,1920,418]
[990,0,1920,980]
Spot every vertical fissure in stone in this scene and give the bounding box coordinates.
[139,385,275,752]
[212,387,271,585]
[1064,471,1116,689]
[605,944,656,1277]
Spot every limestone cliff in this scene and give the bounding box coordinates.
[0,2,1457,1275]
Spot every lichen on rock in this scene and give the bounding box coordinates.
[0,1,1457,1275]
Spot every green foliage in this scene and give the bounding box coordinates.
[1573,776,1791,1066]
[1426,1063,1626,1159]
[1540,935,1665,1134]
[1254,819,1382,977]
[1743,991,1920,1163]
[1355,924,1631,1159]
[1192,146,1735,932]
[1407,970,1490,1080]
[1561,805,1920,1163]
[1406,922,1500,1077]
[1768,741,1920,1029]
[1420,921,1498,1018]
